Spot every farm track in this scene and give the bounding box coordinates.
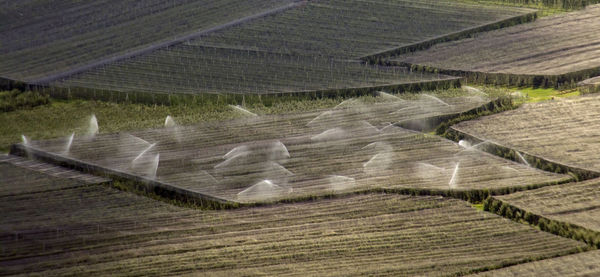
[0,163,586,276]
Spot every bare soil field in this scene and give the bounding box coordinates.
[0,162,586,276]
[452,94,600,174]
[393,5,600,80]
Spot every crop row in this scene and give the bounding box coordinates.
[22,93,568,204]
[0,0,294,82]
[0,170,586,275]
[392,4,600,88]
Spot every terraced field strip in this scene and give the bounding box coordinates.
[451,95,600,177]
[485,178,600,247]
[190,0,533,59]
[56,46,452,95]
[392,4,600,87]
[0,0,298,83]
[13,94,569,205]
[0,155,109,197]
[471,250,600,276]
[0,175,586,276]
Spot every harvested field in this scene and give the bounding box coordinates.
[472,250,600,277]
[0,0,297,83]
[0,165,586,276]
[393,5,600,82]
[14,95,568,204]
[452,94,600,174]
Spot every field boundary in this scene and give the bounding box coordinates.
[9,144,240,209]
[485,196,600,248]
[446,126,600,181]
[396,96,515,132]
[361,11,537,63]
[390,61,600,89]
[38,77,462,105]
[26,0,307,86]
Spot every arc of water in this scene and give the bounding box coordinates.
[377,91,406,102]
[164,115,177,128]
[449,162,460,189]
[307,110,333,126]
[21,135,29,145]
[515,151,530,167]
[88,114,99,136]
[64,133,75,154]
[132,143,157,164]
[149,154,160,179]
[421,94,450,106]
[229,105,257,117]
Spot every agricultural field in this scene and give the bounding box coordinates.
[187,0,533,59]
[393,4,600,83]
[0,0,298,83]
[492,178,600,233]
[0,162,586,275]
[17,92,568,204]
[50,0,533,96]
[56,46,452,95]
[472,250,600,276]
[0,155,109,196]
[452,94,600,174]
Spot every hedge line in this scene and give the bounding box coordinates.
[391,61,600,89]
[478,0,600,9]
[485,197,600,248]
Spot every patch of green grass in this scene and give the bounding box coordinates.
[0,97,342,153]
[471,203,485,211]
[512,87,580,103]
[0,90,50,112]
